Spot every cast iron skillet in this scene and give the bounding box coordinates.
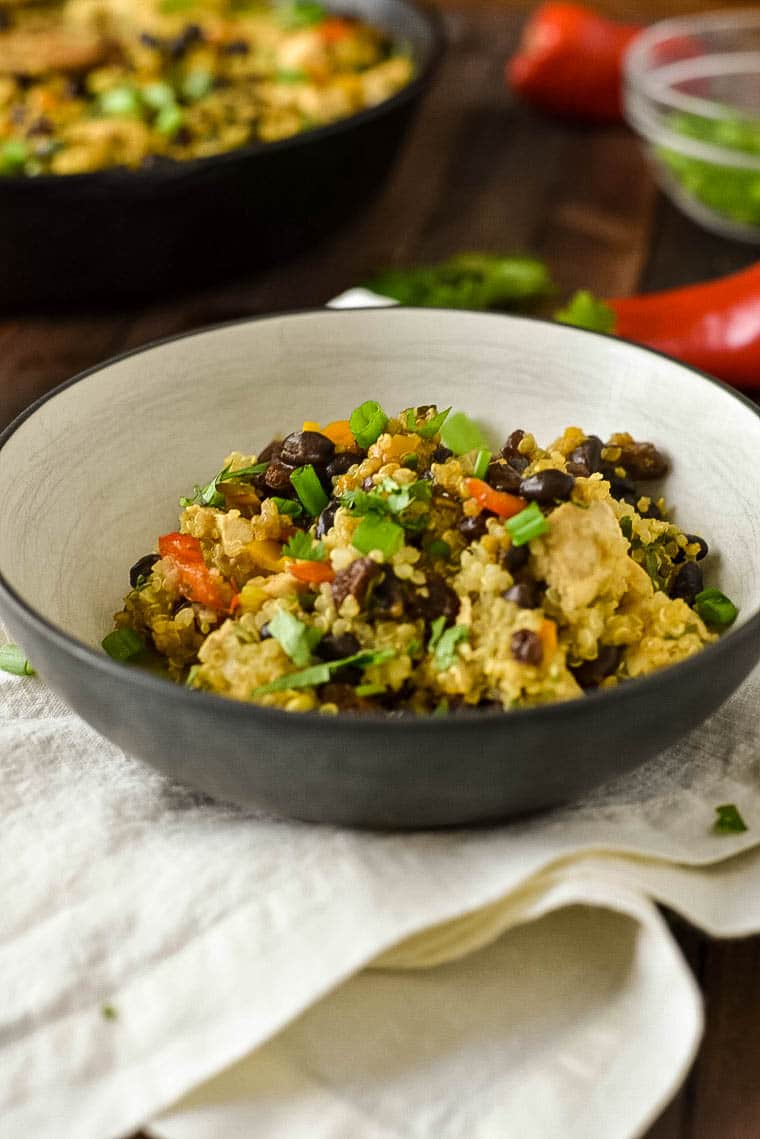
[0,0,444,309]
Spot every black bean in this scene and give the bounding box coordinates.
[567,435,603,477]
[332,557,380,609]
[519,469,575,504]
[318,682,371,710]
[139,31,162,49]
[370,572,406,617]
[280,430,335,470]
[326,452,360,480]
[503,582,538,608]
[670,561,704,606]
[257,439,282,463]
[458,513,488,541]
[407,573,459,627]
[486,460,522,493]
[222,38,250,54]
[511,629,543,665]
[688,533,711,560]
[502,543,529,573]
[28,116,53,137]
[317,632,361,661]
[431,444,453,464]
[259,623,272,640]
[606,475,637,500]
[572,645,622,689]
[129,553,159,588]
[0,10,10,30]
[617,440,668,480]
[316,499,339,539]
[501,430,530,472]
[170,22,203,57]
[264,460,296,492]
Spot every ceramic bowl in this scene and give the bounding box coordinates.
[1,308,759,827]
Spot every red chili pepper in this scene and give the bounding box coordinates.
[158,531,229,611]
[556,263,760,390]
[507,3,640,123]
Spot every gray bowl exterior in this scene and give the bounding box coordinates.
[0,0,443,309]
[1,581,759,828]
[2,308,760,829]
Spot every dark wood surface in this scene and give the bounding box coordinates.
[2,7,759,1137]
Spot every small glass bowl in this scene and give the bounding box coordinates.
[624,11,760,243]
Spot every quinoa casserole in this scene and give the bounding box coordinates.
[104,403,739,715]
[0,0,414,175]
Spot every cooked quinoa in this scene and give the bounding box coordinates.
[105,403,739,715]
[0,0,413,175]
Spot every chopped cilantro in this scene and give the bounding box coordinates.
[440,411,489,455]
[268,607,322,667]
[406,406,451,439]
[619,515,634,539]
[427,615,447,652]
[712,804,748,835]
[275,0,326,28]
[352,515,404,558]
[555,290,616,334]
[180,461,267,508]
[102,628,145,662]
[282,530,327,561]
[101,1004,118,1021]
[426,539,451,559]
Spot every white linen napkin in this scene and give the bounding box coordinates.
[2,635,760,1139]
[2,288,759,1139]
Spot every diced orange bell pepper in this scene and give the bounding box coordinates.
[158,531,228,610]
[319,17,352,41]
[287,560,336,584]
[464,478,527,519]
[539,618,558,657]
[322,420,355,448]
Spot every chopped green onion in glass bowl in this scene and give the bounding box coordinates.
[624,11,760,244]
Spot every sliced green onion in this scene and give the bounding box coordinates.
[694,588,739,629]
[440,411,488,455]
[99,86,142,117]
[713,803,748,834]
[349,400,388,449]
[355,682,386,697]
[182,69,214,102]
[276,0,326,28]
[0,139,29,174]
[426,539,451,559]
[102,628,145,661]
[505,501,549,547]
[352,514,404,559]
[472,449,491,480]
[282,530,326,561]
[290,464,329,515]
[401,452,419,469]
[271,497,303,517]
[155,103,185,137]
[407,638,421,655]
[0,643,35,676]
[268,607,321,667]
[432,698,449,716]
[432,625,469,671]
[141,82,176,111]
[253,647,395,695]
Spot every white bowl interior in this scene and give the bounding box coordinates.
[2,309,759,649]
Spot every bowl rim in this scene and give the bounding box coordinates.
[1,306,759,733]
[0,0,445,190]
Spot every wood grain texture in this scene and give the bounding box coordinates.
[1,5,759,1137]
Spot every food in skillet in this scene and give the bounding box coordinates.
[0,0,414,175]
[105,404,739,714]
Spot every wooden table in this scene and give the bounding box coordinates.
[2,7,758,1137]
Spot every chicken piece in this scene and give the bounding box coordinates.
[531,499,631,616]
